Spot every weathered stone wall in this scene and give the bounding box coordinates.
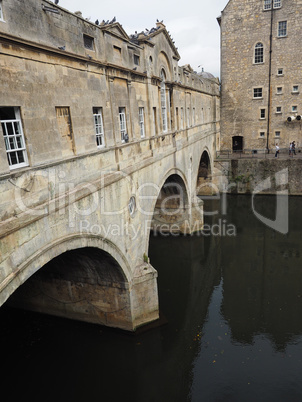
[220,0,302,151]
[214,158,302,195]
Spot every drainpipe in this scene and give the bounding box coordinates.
[266,6,274,153]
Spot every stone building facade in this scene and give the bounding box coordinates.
[0,0,219,175]
[219,0,302,152]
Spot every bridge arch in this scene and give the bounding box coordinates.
[3,234,149,330]
[147,168,203,240]
[196,148,214,196]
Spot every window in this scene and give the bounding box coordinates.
[175,107,179,130]
[0,1,4,21]
[113,46,121,61]
[264,0,282,9]
[119,107,127,142]
[180,107,184,129]
[264,0,271,10]
[83,34,94,50]
[160,70,168,132]
[153,107,157,136]
[93,107,104,148]
[276,106,282,113]
[259,131,265,138]
[277,86,283,94]
[0,107,28,169]
[260,109,266,119]
[293,85,299,93]
[134,55,140,66]
[277,68,283,76]
[139,107,145,138]
[253,88,263,98]
[275,131,281,137]
[278,21,287,37]
[292,106,298,113]
[254,43,264,64]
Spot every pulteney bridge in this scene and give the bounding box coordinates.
[0,135,217,331]
[0,0,220,331]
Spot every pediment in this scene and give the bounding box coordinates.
[102,23,130,42]
[148,27,180,61]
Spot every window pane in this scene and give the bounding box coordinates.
[264,0,272,9]
[278,21,287,37]
[255,43,263,64]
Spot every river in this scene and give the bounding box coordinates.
[1,195,302,401]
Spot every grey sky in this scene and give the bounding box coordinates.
[58,0,228,78]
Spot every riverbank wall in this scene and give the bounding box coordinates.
[213,158,302,195]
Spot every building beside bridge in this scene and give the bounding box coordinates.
[0,0,219,330]
[218,0,302,153]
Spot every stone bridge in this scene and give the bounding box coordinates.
[0,0,219,331]
[0,133,216,331]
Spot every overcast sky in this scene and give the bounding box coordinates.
[59,0,228,78]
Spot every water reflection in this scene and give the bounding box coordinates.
[1,195,302,401]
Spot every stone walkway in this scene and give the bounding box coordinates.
[216,148,302,160]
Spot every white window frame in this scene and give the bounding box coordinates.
[0,1,3,21]
[276,86,283,94]
[292,85,299,93]
[93,107,105,148]
[275,131,281,138]
[278,21,287,37]
[264,0,272,10]
[276,106,282,113]
[277,68,283,76]
[160,70,168,132]
[119,107,127,143]
[292,105,298,113]
[253,88,263,98]
[139,107,145,138]
[254,43,264,64]
[273,0,281,9]
[1,107,28,169]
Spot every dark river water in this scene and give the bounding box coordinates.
[1,195,302,402]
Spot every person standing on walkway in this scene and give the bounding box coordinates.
[275,143,280,157]
[292,141,296,155]
[289,142,293,157]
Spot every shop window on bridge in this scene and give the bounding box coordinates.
[93,107,105,148]
[139,107,145,138]
[160,69,168,132]
[0,107,29,169]
[119,107,128,143]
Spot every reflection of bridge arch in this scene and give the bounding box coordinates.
[5,235,155,331]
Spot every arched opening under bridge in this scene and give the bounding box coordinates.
[7,247,135,330]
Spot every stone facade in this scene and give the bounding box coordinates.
[219,0,302,152]
[0,0,220,329]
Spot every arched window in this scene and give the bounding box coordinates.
[160,69,167,132]
[254,43,264,64]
